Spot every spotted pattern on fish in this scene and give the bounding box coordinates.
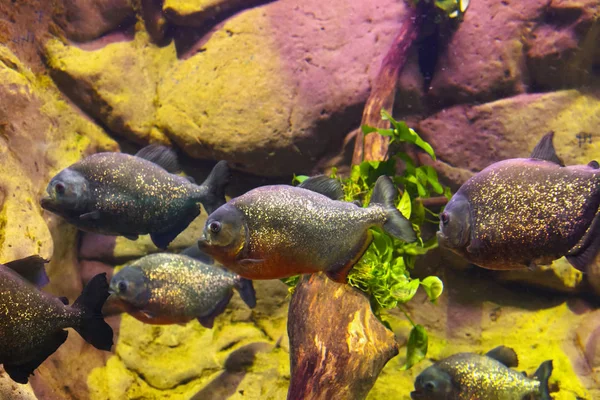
[113,253,240,324]
[0,266,81,364]
[67,153,204,236]
[459,159,600,269]
[434,353,541,400]
[227,185,387,279]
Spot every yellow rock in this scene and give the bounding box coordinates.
[44,31,176,145]
[0,44,117,265]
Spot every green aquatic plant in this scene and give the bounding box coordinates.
[286,109,450,369]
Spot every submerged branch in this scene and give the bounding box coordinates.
[352,4,423,165]
[287,274,399,400]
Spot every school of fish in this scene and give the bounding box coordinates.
[1,127,591,398]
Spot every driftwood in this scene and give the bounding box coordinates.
[287,274,398,400]
[351,4,423,165]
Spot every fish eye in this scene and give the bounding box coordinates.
[209,221,221,234]
[441,212,449,226]
[55,182,66,195]
[118,281,128,293]
[424,381,435,392]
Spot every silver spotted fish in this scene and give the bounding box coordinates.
[41,145,230,249]
[438,132,600,271]
[109,247,256,328]
[411,346,553,400]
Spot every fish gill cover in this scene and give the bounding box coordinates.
[286,109,449,369]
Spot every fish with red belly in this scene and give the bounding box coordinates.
[197,175,417,282]
[438,132,600,272]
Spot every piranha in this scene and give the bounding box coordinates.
[0,266,114,384]
[438,132,600,271]
[197,175,417,282]
[411,346,553,400]
[109,247,256,328]
[41,145,230,249]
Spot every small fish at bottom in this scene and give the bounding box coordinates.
[411,346,553,400]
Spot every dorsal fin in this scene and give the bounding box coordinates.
[135,144,181,173]
[486,346,518,368]
[530,132,564,166]
[298,175,344,200]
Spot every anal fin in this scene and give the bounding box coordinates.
[197,291,233,329]
[325,231,373,283]
[150,208,200,249]
[3,330,68,384]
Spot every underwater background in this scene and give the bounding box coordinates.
[0,0,598,399]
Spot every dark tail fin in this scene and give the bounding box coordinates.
[234,277,256,308]
[196,160,231,215]
[72,273,114,351]
[533,360,553,400]
[369,176,417,243]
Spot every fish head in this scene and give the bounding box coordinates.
[411,365,454,400]
[109,266,151,309]
[437,193,472,251]
[41,168,91,215]
[198,204,247,262]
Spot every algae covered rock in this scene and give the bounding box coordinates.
[44,0,411,176]
[0,370,37,400]
[525,0,600,90]
[0,44,117,266]
[45,32,175,146]
[163,0,268,27]
[426,0,600,107]
[418,89,600,184]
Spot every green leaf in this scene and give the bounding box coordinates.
[361,125,378,135]
[292,174,309,185]
[397,190,412,219]
[392,277,420,303]
[403,324,428,370]
[420,276,444,302]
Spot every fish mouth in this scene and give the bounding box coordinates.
[410,391,425,400]
[40,195,54,210]
[436,231,447,246]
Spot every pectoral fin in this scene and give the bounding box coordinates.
[80,210,101,221]
[197,291,234,329]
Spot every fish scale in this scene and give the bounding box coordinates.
[462,159,600,269]
[110,252,255,327]
[199,175,416,282]
[437,353,540,400]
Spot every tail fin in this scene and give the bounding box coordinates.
[234,277,256,308]
[73,273,114,351]
[369,176,417,243]
[533,360,553,400]
[196,160,231,215]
